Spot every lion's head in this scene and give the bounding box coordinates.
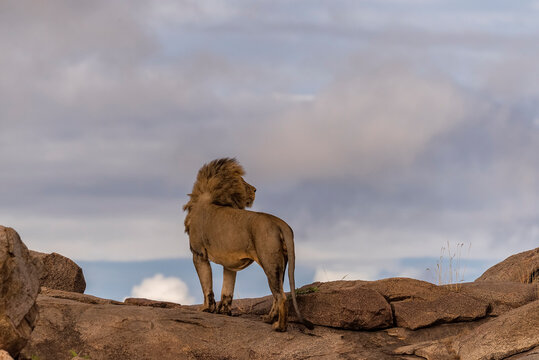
[183,158,256,233]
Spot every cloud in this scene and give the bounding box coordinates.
[313,267,377,282]
[130,273,195,304]
[1,0,538,274]
[247,62,469,184]
[312,259,430,283]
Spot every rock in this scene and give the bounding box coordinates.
[18,276,539,360]
[292,282,394,330]
[123,298,183,309]
[392,291,489,330]
[29,250,86,293]
[314,278,490,330]
[231,295,274,316]
[0,226,41,357]
[453,300,539,360]
[237,279,493,331]
[232,283,394,331]
[40,287,123,305]
[359,277,445,302]
[0,350,14,360]
[476,247,539,283]
[21,294,394,360]
[456,281,538,315]
[505,347,539,359]
[359,278,490,330]
[394,341,455,360]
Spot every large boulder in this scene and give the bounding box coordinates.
[232,283,394,331]
[453,300,539,360]
[0,226,41,357]
[234,278,493,331]
[476,247,539,283]
[292,281,393,330]
[362,278,490,330]
[456,281,538,315]
[392,291,489,330]
[29,251,86,293]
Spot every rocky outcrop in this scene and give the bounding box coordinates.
[455,300,539,360]
[396,299,539,360]
[19,277,539,360]
[456,281,538,315]
[0,226,41,358]
[233,278,494,331]
[21,293,374,360]
[476,247,539,284]
[392,290,489,330]
[4,232,538,360]
[29,250,86,293]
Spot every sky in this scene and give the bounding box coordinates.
[1,1,539,304]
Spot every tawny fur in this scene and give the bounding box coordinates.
[183,158,313,332]
[183,158,255,234]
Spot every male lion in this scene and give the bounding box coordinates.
[183,158,313,331]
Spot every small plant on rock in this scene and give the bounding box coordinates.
[69,349,91,359]
[427,241,471,291]
[296,286,319,295]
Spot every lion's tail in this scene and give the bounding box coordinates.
[281,224,314,330]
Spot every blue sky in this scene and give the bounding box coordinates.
[1,1,538,303]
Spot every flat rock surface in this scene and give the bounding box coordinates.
[40,287,122,305]
[20,295,403,360]
[123,297,183,309]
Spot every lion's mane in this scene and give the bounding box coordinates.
[183,158,255,233]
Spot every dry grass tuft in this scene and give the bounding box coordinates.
[427,241,471,291]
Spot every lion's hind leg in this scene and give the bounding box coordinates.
[268,290,287,332]
[193,253,216,313]
[263,300,278,324]
[260,261,288,331]
[217,267,236,316]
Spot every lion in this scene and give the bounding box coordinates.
[183,158,313,331]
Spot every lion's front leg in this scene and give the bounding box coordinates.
[193,253,216,313]
[217,267,237,316]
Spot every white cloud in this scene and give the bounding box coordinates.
[313,261,426,283]
[313,267,377,282]
[130,274,195,304]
